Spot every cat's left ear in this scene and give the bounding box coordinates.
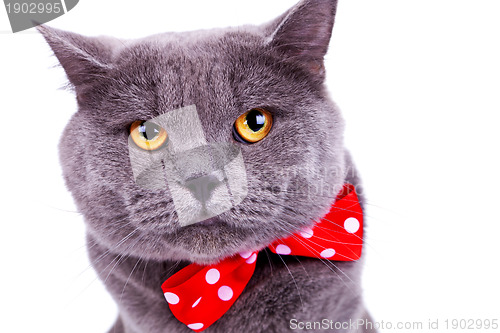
[37,25,117,101]
[265,0,338,76]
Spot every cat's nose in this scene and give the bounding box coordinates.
[185,175,221,204]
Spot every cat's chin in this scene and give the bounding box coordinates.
[183,245,265,266]
[166,219,267,265]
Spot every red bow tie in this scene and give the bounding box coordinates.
[161,184,363,332]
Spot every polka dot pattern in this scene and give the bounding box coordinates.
[218,286,234,301]
[164,292,179,305]
[187,323,204,330]
[275,244,292,255]
[300,227,314,238]
[161,184,363,332]
[239,251,252,259]
[192,297,202,308]
[205,268,220,285]
[344,217,360,233]
[245,253,257,264]
[320,248,336,258]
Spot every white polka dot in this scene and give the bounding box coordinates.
[246,252,257,264]
[239,251,252,259]
[187,323,204,330]
[192,297,202,308]
[344,217,360,233]
[164,292,179,304]
[205,268,220,285]
[275,244,292,255]
[218,286,234,301]
[300,227,314,238]
[320,248,336,258]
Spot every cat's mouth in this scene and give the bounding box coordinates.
[166,216,267,265]
[196,216,227,227]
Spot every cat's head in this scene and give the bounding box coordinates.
[39,0,347,264]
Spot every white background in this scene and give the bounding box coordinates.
[1,1,499,332]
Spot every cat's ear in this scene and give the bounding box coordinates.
[265,0,338,75]
[37,25,115,91]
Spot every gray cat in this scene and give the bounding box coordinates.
[38,0,376,332]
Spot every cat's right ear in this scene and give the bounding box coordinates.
[37,25,116,97]
[264,0,338,77]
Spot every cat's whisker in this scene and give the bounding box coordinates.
[69,230,144,304]
[93,226,140,259]
[270,192,385,228]
[273,190,366,216]
[318,217,367,246]
[103,231,144,284]
[267,224,357,303]
[248,228,274,274]
[119,257,143,303]
[42,202,81,214]
[267,237,313,281]
[116,230,171,298]
[141,258,150,285]
[163,259,183,279]
[73,226,140,280]
[273,252,305,311]
[269,187,387,207]
[262,248,274,275]
[273,221,357,295]
[279,221,361,262]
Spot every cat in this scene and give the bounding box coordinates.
[38,0,376,332]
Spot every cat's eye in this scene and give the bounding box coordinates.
[130,120,168,151]
[233,108,273,143]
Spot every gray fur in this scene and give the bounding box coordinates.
[38,0,374,332]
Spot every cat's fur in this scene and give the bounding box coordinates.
[39,0,375,332]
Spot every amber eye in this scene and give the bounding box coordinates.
[233,108,273,143]
[130,120,168,151]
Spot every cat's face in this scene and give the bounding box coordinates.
[40,0,346,264]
